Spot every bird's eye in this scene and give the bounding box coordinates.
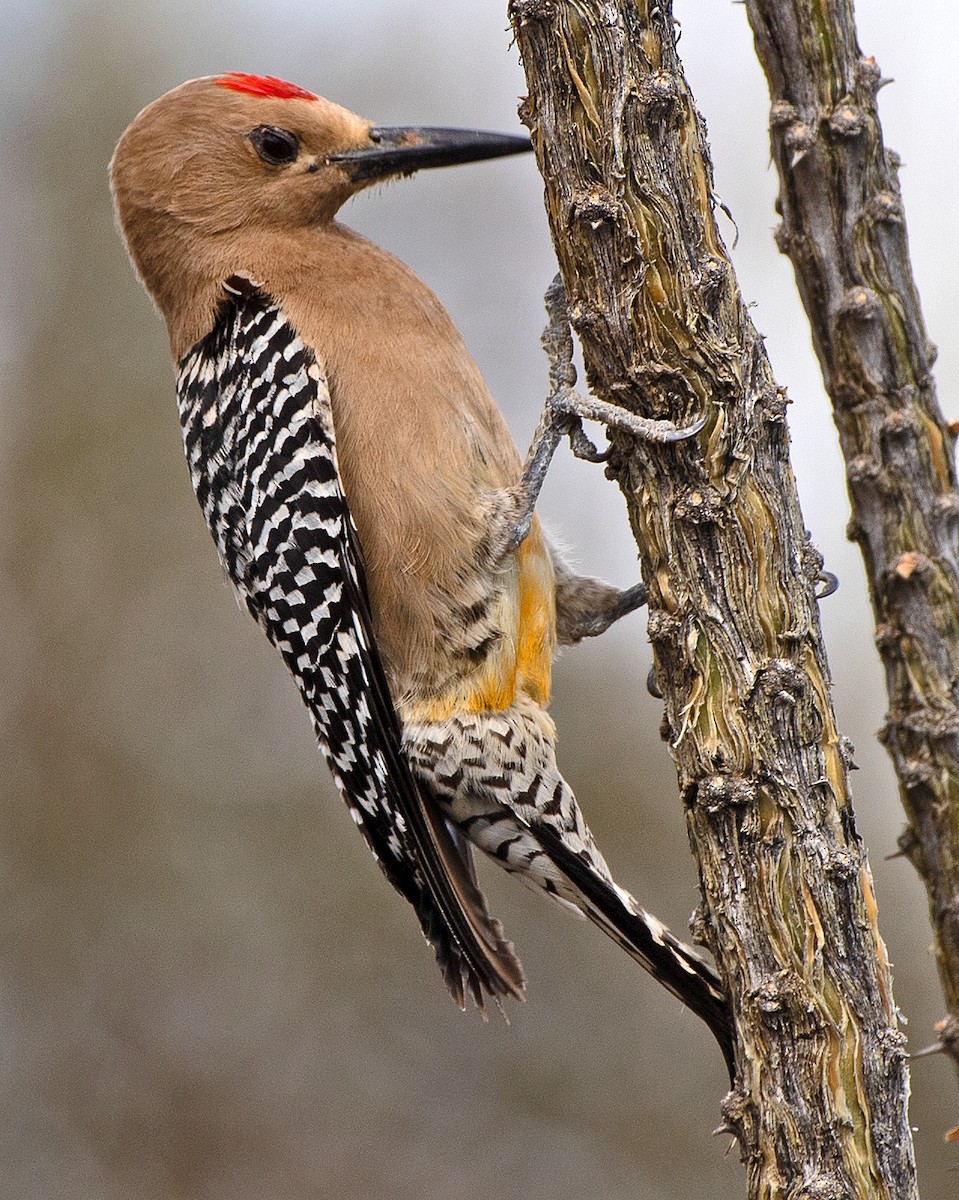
[249,125,300,166]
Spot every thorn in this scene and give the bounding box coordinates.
[910,1040,945,1060]
[886,825,919,861]
[884,846,910,861]
[711,1127,739,1158]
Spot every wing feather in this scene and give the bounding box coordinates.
[176,279,524,1009]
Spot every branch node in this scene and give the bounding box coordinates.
[675,485,721,526]
[769,99,799,128]
[638,69,680,112]
[825,848,858,879]
[889,550,930,583]
[571,187,620,229]
[828,103,868,139]
[508,0,553,25]
[874,621,898,650]
[933,492,959,526]
[855,56,884,94]
[646,609,681,643]
[800,536,825,583]
[751,970,802,1016]
[836,286,881,323]
[790,1174,848,1199]
[879,408,920,443]
[689,904,711,948]
[753,658,805,701]
[566,299,602,334]
[866,191,903,225]
[838,736,858,771]
[900,759,934,790]
[694,773,758,813]
[784,120,815,166]
[846,453,880,485]
[759,384,790,422]
[698,255,730,308]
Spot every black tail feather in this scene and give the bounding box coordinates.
[535,823,735,1079]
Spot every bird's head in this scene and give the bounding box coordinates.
[111,72,530,261]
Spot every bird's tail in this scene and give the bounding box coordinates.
[404,703,735,1075]
[534,822,735,1079]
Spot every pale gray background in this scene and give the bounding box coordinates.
[3,2,957,1197]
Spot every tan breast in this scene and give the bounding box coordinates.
[259,223,556,713]
[163,219,557,713]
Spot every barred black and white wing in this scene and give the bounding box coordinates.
[176,278,525,1010]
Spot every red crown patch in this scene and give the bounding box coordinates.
[217,73,318,102]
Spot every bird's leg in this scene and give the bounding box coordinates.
[506,274,704,553]
[495,277,659,641]
[552,557,648,645]
[504,276,599,552]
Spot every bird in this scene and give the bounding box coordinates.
[110,72,733,1072]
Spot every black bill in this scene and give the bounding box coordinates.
[329,125,532,181]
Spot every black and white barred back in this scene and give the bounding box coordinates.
[176,278,525,1009]
[175,279,733,1073]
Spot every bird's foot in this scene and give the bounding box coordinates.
[509,274,703,552]
[555,576,648,644]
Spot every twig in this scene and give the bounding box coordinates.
[744,0,959,1088]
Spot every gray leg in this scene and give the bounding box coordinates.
[508,275,704,552]
[551,548,648,645]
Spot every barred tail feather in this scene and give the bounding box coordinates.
[418,790,526,1011]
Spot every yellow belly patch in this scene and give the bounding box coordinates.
[399,519,556,724]
[452,519,555,715]
[514,523,555,707]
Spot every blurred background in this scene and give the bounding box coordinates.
[3,1,958,1196]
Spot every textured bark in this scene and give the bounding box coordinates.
[508,1,918,1196]
[743,0,959,1077]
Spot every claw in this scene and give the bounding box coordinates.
[815,571,839,599]
[567,419,611,463]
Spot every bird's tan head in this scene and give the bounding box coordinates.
[111,73,384,241]
[111,73,531,351]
